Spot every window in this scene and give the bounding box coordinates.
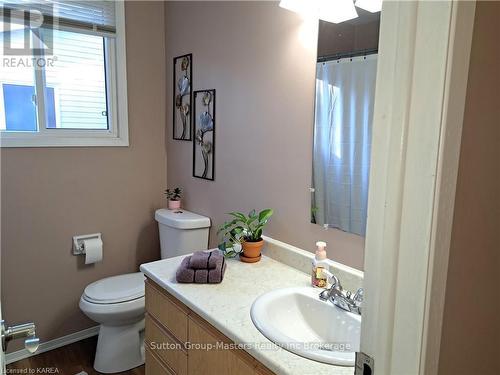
[0,1,128,147]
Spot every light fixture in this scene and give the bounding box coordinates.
[279,0,360,24]
[355,0,383,13]
[318,0,358,24]
[279,0,320,18]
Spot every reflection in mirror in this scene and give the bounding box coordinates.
[311,12,380,237]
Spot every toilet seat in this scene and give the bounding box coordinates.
[79,273,146,326]
[83,272,145,304]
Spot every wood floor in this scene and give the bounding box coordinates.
[6,336,145,375]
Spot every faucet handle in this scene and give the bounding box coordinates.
[353,288,364,303]
[330,274,341,290]
[318,271,342,301]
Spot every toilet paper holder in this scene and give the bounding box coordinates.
[73,233,102,255]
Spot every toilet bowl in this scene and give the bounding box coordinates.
[79,209,211,373]
[79,272,145,373]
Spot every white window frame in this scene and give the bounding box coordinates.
[0,2,128,147]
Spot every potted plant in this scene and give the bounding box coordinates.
[217,209,273,263]
[217,228,243,258]
[164,188,182,210]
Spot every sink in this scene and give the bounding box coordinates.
[250,287,361,366]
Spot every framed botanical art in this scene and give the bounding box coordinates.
[173,53,193,140]
[193,89,215,181]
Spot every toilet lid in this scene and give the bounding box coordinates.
[83,272,145,304]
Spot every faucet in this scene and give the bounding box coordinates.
[319,271,363,315]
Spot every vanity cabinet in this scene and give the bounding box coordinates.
[144,279,276,375]
[188,316,255,375]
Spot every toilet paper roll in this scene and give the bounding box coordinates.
[83,237,103,264]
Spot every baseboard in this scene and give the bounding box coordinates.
[6,326,100,365]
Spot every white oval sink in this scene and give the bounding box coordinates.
[250,287,361,366]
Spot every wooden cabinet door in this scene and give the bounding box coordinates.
[255,364,276,375]
[145,348,175,375]
[188,317,255,375]
[145,281,189,343]
[145,315,188,375]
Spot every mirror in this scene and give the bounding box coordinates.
[311,12,380,237]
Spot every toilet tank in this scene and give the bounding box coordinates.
[155,209,211,259]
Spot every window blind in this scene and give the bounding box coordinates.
[0,0,116,36]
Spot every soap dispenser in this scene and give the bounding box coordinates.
[312,241,329,288]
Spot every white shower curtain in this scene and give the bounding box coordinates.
[312,54,377,236]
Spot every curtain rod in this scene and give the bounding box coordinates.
[317,48,378,63]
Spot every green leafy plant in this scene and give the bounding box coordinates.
[217,240,242,258]
[164,187,182,201]
[217,209,274,244]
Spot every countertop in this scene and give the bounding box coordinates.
[140,254,354,375]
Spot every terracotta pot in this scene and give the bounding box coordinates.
[242,239,264,260]
[168,199,181,210]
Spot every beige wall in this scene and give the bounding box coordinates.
[1,2,166,350]
[438,2,500,374]
[165,1,365,269]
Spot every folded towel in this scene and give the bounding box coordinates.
[209,257,226,283]
[176,256,195,283]
[194,268,209,283]
[176,253,226,284]
[189,249,223,269]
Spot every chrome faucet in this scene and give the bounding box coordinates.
[319,271,363,315]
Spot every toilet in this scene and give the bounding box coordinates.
[79,209,211,373]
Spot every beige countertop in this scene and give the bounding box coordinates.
[140,253,354,375]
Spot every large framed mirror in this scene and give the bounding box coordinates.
[311,11,380,237]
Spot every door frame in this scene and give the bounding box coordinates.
[361,1,476,374]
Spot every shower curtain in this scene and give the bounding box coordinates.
[312,54,377,236]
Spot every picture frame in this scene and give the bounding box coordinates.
[173,53,193,140]
[193,89,216,181]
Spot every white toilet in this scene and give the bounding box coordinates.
[79,209,211,373]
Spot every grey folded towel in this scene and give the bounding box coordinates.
[176,252,226,284]
[176,257,195,283]
[189,249,223,269]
